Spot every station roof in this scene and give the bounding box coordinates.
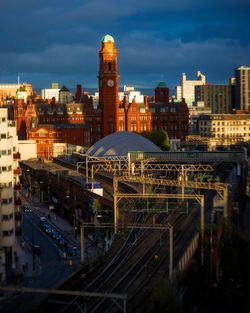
[86,131,161,157]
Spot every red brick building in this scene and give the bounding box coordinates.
[12,34,189,157]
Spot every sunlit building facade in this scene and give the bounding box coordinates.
[0,108,21,282]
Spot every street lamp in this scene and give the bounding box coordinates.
[31,223,35,272]
[65,191,78,240]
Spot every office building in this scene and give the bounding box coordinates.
[176,71,206,106]
[234,65,250,112]
[195,84,231,114]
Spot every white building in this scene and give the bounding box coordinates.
[176,71,206,106]
[0,108,21,282]
[118,86,144,103]
[18,140,37,160]
[41,88,60,102]
[16,90,28,103]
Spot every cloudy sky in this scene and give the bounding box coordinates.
[0,0,249,90]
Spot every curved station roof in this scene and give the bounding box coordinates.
[86,131,161,157]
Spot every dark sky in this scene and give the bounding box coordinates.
[0,0,249,89]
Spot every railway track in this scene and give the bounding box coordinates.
[39,156,233,312]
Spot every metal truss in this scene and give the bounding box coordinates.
[116,174,228,219]
[119,175,227,193]
[0,286,127,313]
[137,163,214,173]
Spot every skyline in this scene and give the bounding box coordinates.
[0,0,250,89]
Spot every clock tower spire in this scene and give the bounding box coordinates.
[98,34,119,137]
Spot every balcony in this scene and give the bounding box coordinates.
[14,183,21,190]
[13,152,21,160]
[13,168,21,175]
[14,198,21,205]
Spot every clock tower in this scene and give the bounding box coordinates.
[98,34,119,137]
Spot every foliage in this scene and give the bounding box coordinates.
[152,277,182,313]
[141,130,171,151]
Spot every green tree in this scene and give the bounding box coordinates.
[141,130,171,151]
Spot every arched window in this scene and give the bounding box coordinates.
[108,62,112,71]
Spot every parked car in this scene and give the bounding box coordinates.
[43,225,53,234]
[51,230,62,241]
[21,205,32,212]
[58,237,67,246]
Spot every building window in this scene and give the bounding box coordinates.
[2,197,13,204]
[2,213,13,221]
[1,166,12,172]
[131,124,137,132]
[108,62,112,71]
[3,229,14,237]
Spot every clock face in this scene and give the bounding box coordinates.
[107,79,114,87]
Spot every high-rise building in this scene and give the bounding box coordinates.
[175,71,206,106]
[0,108,21,282]
[195,84,231,113]
[234,65,250,112]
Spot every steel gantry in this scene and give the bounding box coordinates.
[117,175,229,219]
[113,176,205,266]
[87,161,214,191]
[0,286,127,313]
[79,222,174,282]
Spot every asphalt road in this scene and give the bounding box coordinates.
[0,211,79,313]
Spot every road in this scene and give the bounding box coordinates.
[0,210,79,313]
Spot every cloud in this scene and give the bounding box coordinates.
[0,0,249,87]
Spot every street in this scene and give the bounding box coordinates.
[0,204,81,313]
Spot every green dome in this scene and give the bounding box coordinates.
[157,82,167,88]
[102,34,114,43]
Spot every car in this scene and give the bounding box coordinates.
[40,220,50,229]
[51,230,62,240]
[58,237,67,246]
[21,205,32,212]
[43,225,53,234]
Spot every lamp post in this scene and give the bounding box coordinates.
[25,168,31,198]
[73,214,77,240]
[31,222,35,272]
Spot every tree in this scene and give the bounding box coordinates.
[141,130,171,151]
